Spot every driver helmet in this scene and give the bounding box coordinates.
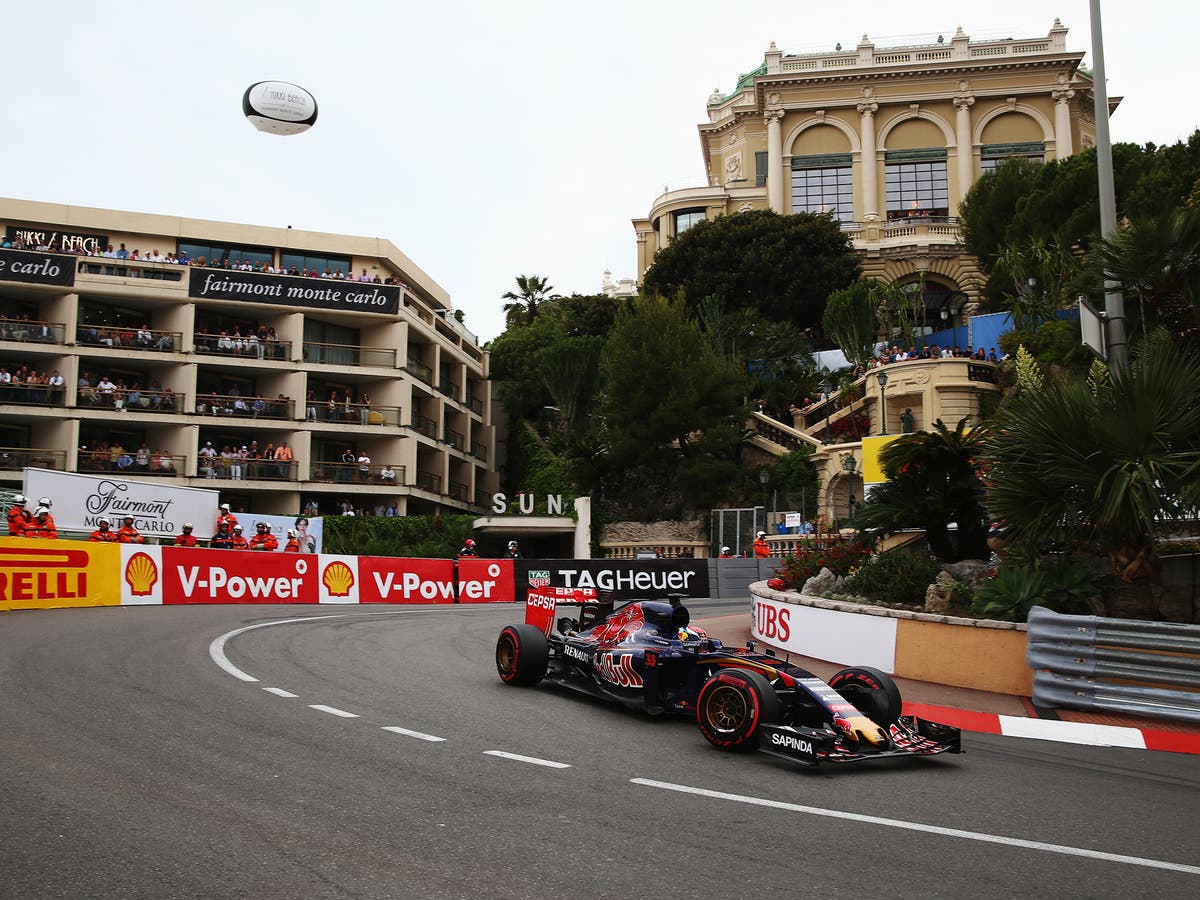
[98,517,110,528]
[677,626,707,644]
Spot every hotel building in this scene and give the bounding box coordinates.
[0,197,497,517]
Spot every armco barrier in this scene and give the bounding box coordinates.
[1027,606,1200,723]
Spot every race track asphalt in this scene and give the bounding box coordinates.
[1,600,1197,898]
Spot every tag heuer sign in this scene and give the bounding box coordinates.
[528,570,551,588]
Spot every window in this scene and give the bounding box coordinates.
[673,209,705,236]
[885,149,949,220]
[179,241,273,268]
[280,251,351,276]
[303,319,359,366]
[980,142,1045,173]
[755,151,768,187]
[790,154,853,224]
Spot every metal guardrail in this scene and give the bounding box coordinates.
[1026,606,1200,723]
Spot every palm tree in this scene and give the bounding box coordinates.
[1090,206,1200,349]
[502,274,556,328]
[854,417,990,561]
[985,330,1200,614]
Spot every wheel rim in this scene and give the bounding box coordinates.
[702,684,749,733]
[497,635,516,678]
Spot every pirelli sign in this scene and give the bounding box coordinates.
[0,539,121,610]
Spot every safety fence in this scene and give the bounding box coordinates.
[1027,606,1200,723]
[0,538,779,611]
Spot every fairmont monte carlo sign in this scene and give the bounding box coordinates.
[0,247,76,287]
[188,270,401,315]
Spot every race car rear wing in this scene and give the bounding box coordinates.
[525,585,609,636]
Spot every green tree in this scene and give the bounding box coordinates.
[640,210,860,330]
[599,294,745,515]
[854,417,990,561]
[502,274,556,328]
[985,330,1200,614]
[822,279,881,368]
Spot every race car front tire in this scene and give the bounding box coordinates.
[496,624,549,686]
[828,665,903,726]
[696,668,780,752]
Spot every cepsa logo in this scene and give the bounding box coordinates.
[161,548,317,604]
[754,598,791,642]
[0,544,91,604]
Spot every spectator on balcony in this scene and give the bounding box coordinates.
[135,442,151,471]
[96,375,117,405]
[328,391,340,421]
[305,389,318,422]
[262,442,276,472]
[230,445,247,481]
[136,324,153,347]
[274,442,293,479]
[272,394,288,417]
[775,514,792,535]
[199,441,217,477]
[215,446,232,478]
[357,450,371,482]
[359,392,371,425]
[340,447,356,482]
[357,268,371,283]
[156,451,175,473]
[115,243,129,260]
[343,389,353,420]
[217,331,234,354]
[379,464,396,484]
[47,370,64,404]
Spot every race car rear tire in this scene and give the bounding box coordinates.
[496,624,549,686]
[696,668,780,752]
[829,666,903,726]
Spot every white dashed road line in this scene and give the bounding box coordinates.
[263,687,298,698]
[309,704,359,718]
[631,778,1200,875]
[382,726,446,742]
[484,750,571,769]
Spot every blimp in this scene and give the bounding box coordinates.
[242,81,318,136]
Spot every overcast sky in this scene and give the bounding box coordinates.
[3,1,1194,343]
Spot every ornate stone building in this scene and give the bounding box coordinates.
[633,19,1113,320]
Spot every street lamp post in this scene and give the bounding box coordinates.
[759,467,770,529]
[877,371,889,435]
[821,378,833,442]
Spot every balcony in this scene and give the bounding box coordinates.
[470,441,488,462]
[439,379,460,400]
[448,481,470,502]
[78,387,184,414]
[0,384,67,408]
[416,471,442,493]
[303,342,396,368]
[444,429,464,451]
[0,446,66,472]
[405,357,433,384]
[195,332,292,361]
[304,400,402,426]
[466,394,484,415]
[411,413,438,439]
[195,393,294,420]
[1,317,65,344]
[77,325,181,354]
[78,449,185,477]
[309,461,406,485]
[198,455,298,482]
[76,258,185,282]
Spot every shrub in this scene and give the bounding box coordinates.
[840,550,941,606]
[971,556,1097,622]
[775,539,873,589]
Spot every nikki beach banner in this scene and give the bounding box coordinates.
[188,269,400,315]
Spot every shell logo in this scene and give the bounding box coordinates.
[124,552,158,596]
[322,560,355,597]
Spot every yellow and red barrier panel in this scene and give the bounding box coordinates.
[0,538,121,610]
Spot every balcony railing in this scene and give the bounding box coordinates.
[411,413,438,439]
[444,429,464,451]
[194,332,292,360]
[449,481,470,502]
[470,441,488,462]
[0,446,67,472]
[198,455,298,482]
[439,379,460,400]
[76,259,185,282]
[78,450,185,477]
[1,317,65,343]
[303,342,397,368]
[309,461,406,485]
[405,357,433,384]
[475,489,493,509]
[195,393,294,420]
[416,471,442,494]
[304,401,402,426]
[76,325,181,353]
[467,394,484,415]
[0,384,67,407]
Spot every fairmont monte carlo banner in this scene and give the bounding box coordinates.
[188,269,401,315]
[0,248,77,287]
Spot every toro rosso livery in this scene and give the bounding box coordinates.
[496,594,961,767]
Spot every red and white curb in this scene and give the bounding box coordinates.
[905,703,1200,756]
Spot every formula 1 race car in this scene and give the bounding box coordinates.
[496,594,962,768]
